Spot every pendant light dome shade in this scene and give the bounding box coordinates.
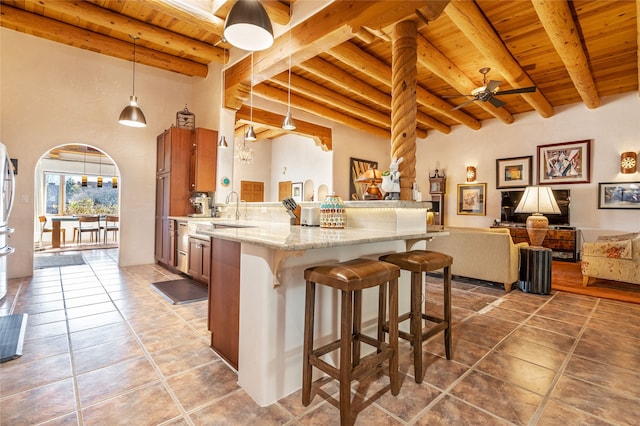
[224,0,274,51]
[119,35,146,127]
[119,96,147,127]
[282,111,296,130]
[245,124,257,141]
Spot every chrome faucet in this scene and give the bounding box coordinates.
[225,191,240,220]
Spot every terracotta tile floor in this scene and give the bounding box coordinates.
[2,249,640,425]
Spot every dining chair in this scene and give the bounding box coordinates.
[73,215,100,245]
[39,215,65,246]
[103,215,119,244]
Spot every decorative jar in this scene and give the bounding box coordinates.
[320,193,345,228]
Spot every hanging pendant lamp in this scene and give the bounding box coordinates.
[119,35,147,127]
[81,146,88,187]
[245,52,257,141]
[282,8,296,131]
[97,153,103,188]
[224,0,273,51]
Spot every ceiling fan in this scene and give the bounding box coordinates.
[449,68,536,110]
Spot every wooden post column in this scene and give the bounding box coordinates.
[391,21,418,200]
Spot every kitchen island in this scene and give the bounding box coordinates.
[173,202,447,406]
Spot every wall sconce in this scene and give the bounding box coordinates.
[466,166,477,182]
[620,151,637,174]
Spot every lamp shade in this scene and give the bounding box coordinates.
[515,186,561,214]
[356,166,383,183]
[119,96,147,127]
[224,0,274,51]
[515,186,560,247]
[245,125,257,141]
[620,151,637,174]
[282,111,296,130]
[466,166,476,182]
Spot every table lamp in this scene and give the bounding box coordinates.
[356,166,383,200]
[514,186,561,247]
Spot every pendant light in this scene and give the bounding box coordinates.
[119,35,147,128]
[81,146,88,187]
[236,126,254,164]
[245,52,257,141]
[223,0,273,51]
[97,153,103,188]
[282,7,296,131]
[218,47,229,149]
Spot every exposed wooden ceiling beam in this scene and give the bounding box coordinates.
[0,4,209,77]
[235,104,332,151]
[25,0,225,64]
[328,41,481,129]
[532,0,600,109]
[445,0,554,118]
[414,35,514,124]
[224,1,443,110]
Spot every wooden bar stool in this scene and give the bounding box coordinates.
[379,250,453,384]
[302,258,400,426]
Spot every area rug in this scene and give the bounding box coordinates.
[151,279,208,305]
[552,261,640,304]
[0,314,28,363]
[34,254,85,269]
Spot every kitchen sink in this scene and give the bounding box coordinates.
[212,223,256,229]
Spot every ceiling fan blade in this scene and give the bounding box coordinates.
[442,94,473,99]
[485,80,501,93]
[488,97,506,108]
[452,98,477,110]
[495,86,537,96]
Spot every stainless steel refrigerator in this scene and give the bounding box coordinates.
[1,142,16,300]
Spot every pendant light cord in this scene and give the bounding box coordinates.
[132,36,137,97]
[287,11,292,113]
[250,51,254,125]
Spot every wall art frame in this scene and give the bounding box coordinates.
[291,182,303,203]
[496,155,532,189]
[457,183,486,215]
[598,182,640,209]
[537,140,591,185]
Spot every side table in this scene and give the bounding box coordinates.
[519,247,552,294]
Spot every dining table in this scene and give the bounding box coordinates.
[50,216,78,248]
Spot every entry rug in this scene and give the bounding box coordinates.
[34,253,85,269]
[151,279,208,305]
[0,314,28,363]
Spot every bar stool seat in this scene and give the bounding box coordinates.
[379,250,453,384]
[302,258,401,426]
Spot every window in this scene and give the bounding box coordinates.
[44,172,118,215]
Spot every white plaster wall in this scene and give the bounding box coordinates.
[415,92,640,232]
[1,29,195,278]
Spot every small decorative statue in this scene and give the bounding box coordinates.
[381,157,403,200]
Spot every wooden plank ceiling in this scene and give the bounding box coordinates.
[1,0,638,143]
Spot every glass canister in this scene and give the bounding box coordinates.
[320,193,345,228]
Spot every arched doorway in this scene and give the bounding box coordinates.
[33,144,120,257]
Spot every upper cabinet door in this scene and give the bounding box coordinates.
[190,128,217,192]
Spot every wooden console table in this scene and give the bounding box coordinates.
[495,225,580,262]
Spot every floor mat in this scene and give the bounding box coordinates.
[34,253,85,269]
[0,314,28,363]
[151,279,208,305]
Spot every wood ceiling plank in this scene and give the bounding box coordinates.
[445,0,554,118]
[0,4,208,77]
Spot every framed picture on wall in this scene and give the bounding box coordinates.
[537,140,591,184]
[598,182,640,209]
[291,182,303,203]
[349,157,378,201]
[496,156,532,188]
[457,183,486,215]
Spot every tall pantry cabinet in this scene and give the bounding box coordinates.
[155,126,218,269]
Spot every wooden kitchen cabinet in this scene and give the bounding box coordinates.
[188,236,210,285]
[209,238,240,369]
[154,127,192,266]
[190,128,217,192]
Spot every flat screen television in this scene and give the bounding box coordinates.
[500,189,571,226]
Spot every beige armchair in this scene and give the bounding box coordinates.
[581,233,640,286]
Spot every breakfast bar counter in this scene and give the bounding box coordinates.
[172,202,447,407]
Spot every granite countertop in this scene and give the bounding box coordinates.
[181,219,447,251]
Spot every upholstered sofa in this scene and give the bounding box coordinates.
[581,232,640,286]
[426,227,529,292]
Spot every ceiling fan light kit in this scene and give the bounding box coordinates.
[119,35,147,128]
[224,0,273,51]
